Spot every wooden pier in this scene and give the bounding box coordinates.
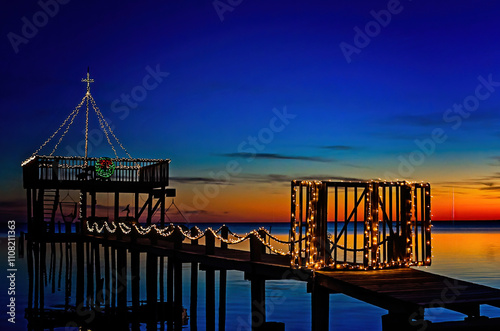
[23,221,500,331]
[20,72,500,330]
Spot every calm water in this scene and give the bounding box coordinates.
[1,221,500,330]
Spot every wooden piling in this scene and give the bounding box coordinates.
[76,240,84,310]
[111,246,116,308]
[220,226,228,331]
[167,256,174,306]
[190,227,199,331]
[167,255,174,329]
[27,240,33,310]
[94,242,102,306]
[206,229,215,255]
[159,256,164,305]
[206,266,216,331]
[250,232,262,262]
[117,247,127,313]
[251,276,266,330]
[146,252,158,320]
[86,242,94,307]
[174,258,183,330]
[311,281,329,331]
[131,249,140,313]
[104,244,110,309]
[219,268,227,331]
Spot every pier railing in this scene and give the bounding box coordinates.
[22,155,170,188]
[84,221,292,258]
[290,180,431,270]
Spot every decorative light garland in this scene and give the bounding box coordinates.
[84,220,292,256]
[290,180,432,270]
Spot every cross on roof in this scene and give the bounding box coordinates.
[81,67,94,94]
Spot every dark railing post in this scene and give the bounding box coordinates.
[149,224,157,245]
[220,225,228,250]
[173,226,183,250]
[205,230,215,255]
[129,222,137,243]
[219,226,229,330]
[116,221,123,241]
[250,232,262,262]
[258,229,267,255]
[190,227,199,329]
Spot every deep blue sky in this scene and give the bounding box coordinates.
[2,0,500,221]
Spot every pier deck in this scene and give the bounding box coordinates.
[316,268,500,318]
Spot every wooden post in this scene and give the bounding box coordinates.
[250,232,262,262]
[76,240,84,310]
[205,230,215,255]
[146,253,158,320]
[94,242,101,306]
[219,267,227,331]
[167,256,174,306]
[401,184,412,263]
[147,192,153,225]
[220,225,228,331]
[220,225,228,250]
[370,183,379,267]
[251,276,266,330]
[34,242,39,310]
[91,192,96,219]
[114,192,119,222]
[64,242,72,310]
[173,226,183,250]
[117,247,127,313]
[86,242,94,307]
[425,184,432,265]
[159,256,165,306]
[206,267,215,331]
[167,255,174,330]
[174,258,183,330]
[131,250,140,313]
[160,187,165,227]
[51,242,56,293]
[382,311,418,331]
[104,244,110,309]
[135,192,139,221]
[39,242,45,310]
[190,227,199,331]
[27,240,33,310]
[311,281,329,331]
[111,247,116,308]
[27,189,32,234]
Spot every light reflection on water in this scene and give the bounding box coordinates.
[1,222,500,330]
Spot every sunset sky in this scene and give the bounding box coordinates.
[2,0,500,222]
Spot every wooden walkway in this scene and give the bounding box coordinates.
[315,268,500,329]
[26,230,500,330]
[79,231,500,330]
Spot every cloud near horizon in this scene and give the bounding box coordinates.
[218,152,333,162]
[320,145,355,151]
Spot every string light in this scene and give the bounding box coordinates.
[22,95,87,165]
[85,220,293,256]
[290,180,432,271]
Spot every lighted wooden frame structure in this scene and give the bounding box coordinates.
[290,180,431,270]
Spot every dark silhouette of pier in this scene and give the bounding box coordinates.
[20,72,500,330]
